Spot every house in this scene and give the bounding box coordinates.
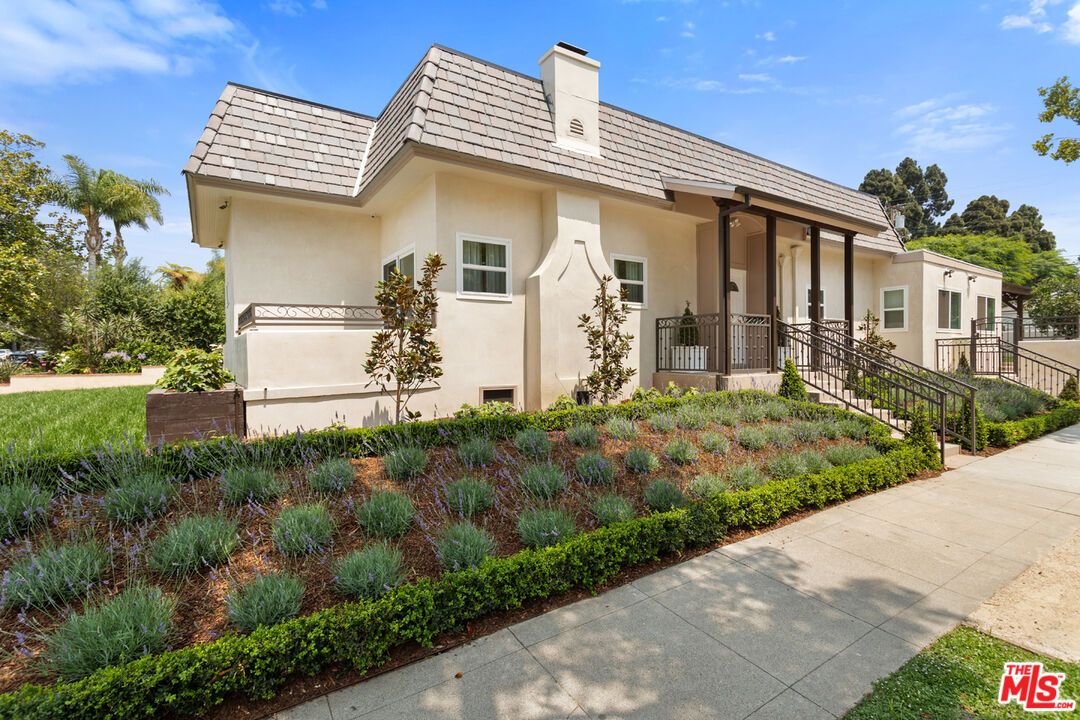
[183,42,1002,433]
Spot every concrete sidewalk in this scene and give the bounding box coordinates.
[276,424,1080,720]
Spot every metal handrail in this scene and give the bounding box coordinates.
[779,320,948,462]
[941,325,1080,397]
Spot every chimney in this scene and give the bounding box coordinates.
[539,42,601,157]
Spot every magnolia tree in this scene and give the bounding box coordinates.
[363,254,445,423]
[579,274,635,405]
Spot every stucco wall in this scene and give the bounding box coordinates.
[1020,339,1080,372]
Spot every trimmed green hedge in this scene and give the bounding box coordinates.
[0,441,933,720]
[985,402,1080,448]
[2,390,873,492]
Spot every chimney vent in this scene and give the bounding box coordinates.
[556,41,589,56]
[539,43,601,157]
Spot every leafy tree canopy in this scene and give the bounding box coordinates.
[1029,275,1080,319]
[940,195,1056,252]
[1034,76,1080,164]
[859,157,953,240]
[907,233,1077,287]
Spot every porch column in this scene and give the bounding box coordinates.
[766,214,778,373]
[720,213,732,376]
[844,232,855,338]
[810,226,821,371]
[1016,295,1025,341]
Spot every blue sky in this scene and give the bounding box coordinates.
[1,0,1078,273]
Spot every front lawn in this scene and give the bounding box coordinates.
[0,386,149,456]
[845,626,1080,719]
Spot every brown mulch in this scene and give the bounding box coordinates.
[0,418,881,700]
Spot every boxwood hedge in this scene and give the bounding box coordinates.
[985,402,1080,448]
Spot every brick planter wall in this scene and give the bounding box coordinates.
[146,386,246,445]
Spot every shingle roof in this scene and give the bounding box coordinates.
[186,45,902,253]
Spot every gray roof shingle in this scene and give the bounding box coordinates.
[186,45,902,253]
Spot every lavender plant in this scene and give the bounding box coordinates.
[665,438,698,465]
[699,432,729,455]
[725,462,768,489]
[334,543,407,600]
[603,416,637,441]
[624,447,660,475]
[457,437,496,468]
[435,522,497,571]
[383,445,428,479]
[824,443,880,466]
[445,477,494,517]
[689,473,732,500]
[575,452,615,485]
[590,494,635,526]
[0,481,53,538]
[2,540,107,610]
[103,472,174,524]
[226,573,304,632]
[273,504,335,556]
[355,491,415,537]
[646,412,677,433]
[644,480,687,511]
[518,508,577,549]
[308,458,355,494]
[149,515,238,576]
[566,423,599,448]
[520,464,567,500]
[220,467,284,505]
[514,428,552,459]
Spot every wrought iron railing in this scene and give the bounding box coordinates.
[655,312,772,374]
[779,320,950,461]
[237,303,385,333]
[975,315,1080,342]
[938,334,1080,398]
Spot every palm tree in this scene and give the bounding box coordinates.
[156,263,201,290]
[56,156,168,274]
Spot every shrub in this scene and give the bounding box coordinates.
[43,584,176,681]
[646,412,677,433]
[102,472,174,524]
[725,462,768,489]
[435,522,496,570]
[644,480,687,512]
[689,473,732,500]
[761,400,792,421]
[520,464,567,499]
[156,348,233,393]
[590,494,634,526]
[457,437,496,469]
[0,481,52,539]
[790,421,825,444]
[630,386,662,402]
[824,443,880,466]
[798,450,833,475]
[986,403,1080,447]
[518,508,576,548]
[625,447,660,475]
[220,467,283,506]
[514,428,552,459]
[2,541,107,610]
[453,401,514,418]
[906,403,938,460]
[604,416,638,440]
[576,452,615,485]
[355,491,415,537]
[547,394,577,411]
[273,504,335,556]
[226,574,304,633]
[819,422,842,440]
[334,543,407,600]
[778,358,808,401]
[769,450,831,480]
[383,445,428,479]
[699,432,729,455]
[763,424,796,449]
[445,477,494,517]
[1061,377,1080,403]
[838,418,870,439]
[711,406,739,426]
[665,438,697,465]
[308,458,355,494]
[736,426,768,451]
[566,423,599,448]
[738,404,765,423]
[149,516,238,576]
[956,351,973,376]
[675,405,709,430]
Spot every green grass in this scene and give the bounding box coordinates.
[845,627,1080,719]
[0,386,149,454]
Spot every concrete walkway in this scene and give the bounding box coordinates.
[276,424,1080,720]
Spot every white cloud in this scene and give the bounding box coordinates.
[739,73,774,82]
[1065,1,1080,41]
[656,15,667,21]
[311,0,327,8]
[777,54,806,63]
[681,20,695,37]
[1000,0,1071,34]
[893,97,1011,152]
[756,30,775,41]
[0,0,234,85]
[265,0,304,15]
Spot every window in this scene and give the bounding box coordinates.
[382,247,415,282]
[938,289,963,331]
[457,234,511,299]
[977,295,997,324]
[881,286,907,331]
[611,254,647,307]
[805,286,825,320]
[481,387,515,405]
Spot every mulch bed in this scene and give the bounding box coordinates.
[0,417,878,700]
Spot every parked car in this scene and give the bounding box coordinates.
[0,349,10,360]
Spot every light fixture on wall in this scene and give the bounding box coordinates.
[731,217,742,229]
[944,269,955,278]
[968,274,978,283]
[728,281,740,292]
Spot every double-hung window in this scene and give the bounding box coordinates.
[382,247,415,282]
[611,254,646,307]
[938,289,963,331]
[881,286,907,331]
[805,287,825,320]
[977,295,997,324]
[458,234,511,299]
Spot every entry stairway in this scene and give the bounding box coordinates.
[778,320,976,464]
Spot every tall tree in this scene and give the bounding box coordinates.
[859,157,952,239]
[56,155,167,275]
[907,233,1076,287]
[1034,76,1080,164]
[578,275,636,405]
[940,195,1056,252]
[1009,204,1056,252]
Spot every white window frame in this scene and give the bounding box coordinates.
[880,285,908,332]
[937,287,964,332]
[381,245,416,284]
[804,285,826,321]
[456,232,512,302]
[610,253,648,309]
[977,294,997,324]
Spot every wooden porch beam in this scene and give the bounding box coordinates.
[767,214,778,373]
[720,213,732,376]
[844,232,855,337]
[810,226,821,325]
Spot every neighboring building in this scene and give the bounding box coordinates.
[184,42,1001,433]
